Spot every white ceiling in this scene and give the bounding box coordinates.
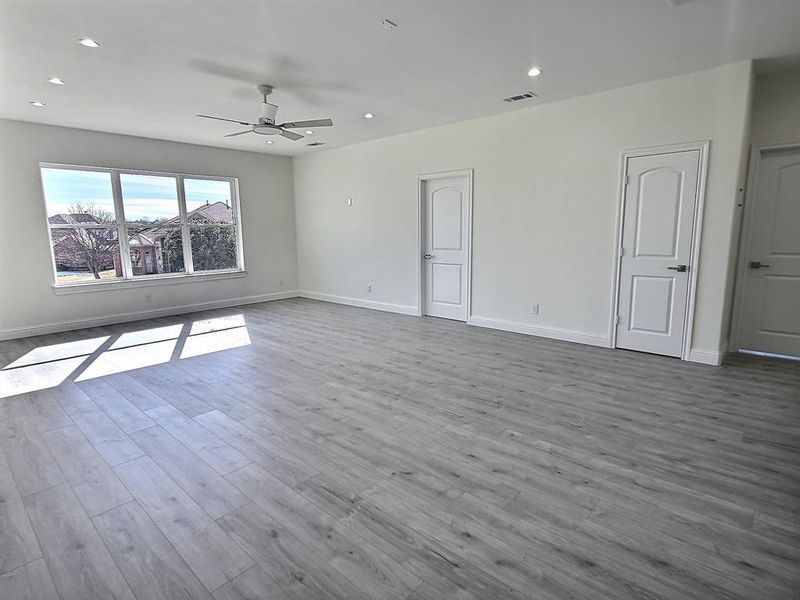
[2,0,800,156]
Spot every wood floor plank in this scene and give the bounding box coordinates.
[77,378,156,433]
[197,410,319,487]
[212,565,290,600]
[132,364,215,417]
[1,417,65,497]
[225,463,422,600]
[105,372,168,411]
[0,558,59,600]
[2,390,72,432]
[114,455,254,592]
[130,425,249,519]
[23,483,135,600]
[217,503,373,600]
[93,501,213,600]
[0,452,41,574]
[145,404,250,475]
[60,396,144,466]
[42,424,132,517]
[224,463,338,555]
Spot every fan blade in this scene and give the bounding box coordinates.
[224,130,252,137]
[197,114,256,126]
[279,129,303,141]
[278,118,333,129]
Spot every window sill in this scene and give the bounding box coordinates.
[52,270,247,295]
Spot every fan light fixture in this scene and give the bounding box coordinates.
[364,113,374,119]
[48,77,65,85]
[527,67,542,77]
[79,38,100,48]
[30,101,45,107]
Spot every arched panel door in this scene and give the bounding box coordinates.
[423,175,470,320]
[616,150,700,357]
[737,148,800,357]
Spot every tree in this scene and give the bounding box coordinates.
[53,203,118,279]
[190,225,237,271]
[160,225,236,272]
[160,228,185,272]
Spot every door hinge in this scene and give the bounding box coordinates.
[615,315,620,325]
[619,246,625,256]
[624,175,630,186]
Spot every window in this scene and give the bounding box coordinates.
[40,164,243,288]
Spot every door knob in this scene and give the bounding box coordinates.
[424,254,435,260]
[749,261,770,269]
[667,265,688,272]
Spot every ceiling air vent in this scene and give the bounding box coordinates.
[503,91,538,103]
[307,141,326,147]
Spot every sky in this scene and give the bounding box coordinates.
[41,168,231,222]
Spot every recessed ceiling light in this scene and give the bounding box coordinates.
[527,67,542,77]
[364,113,374,119]
[48,77,65,85]
[79,38,100,48]
[266,140,274,144]
[30,101,45,107]
[305,130,314,135]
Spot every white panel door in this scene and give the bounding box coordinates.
[424,175,469,320]
[737,147,800,357]
[616,150,700,357]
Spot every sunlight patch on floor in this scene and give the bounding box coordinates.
[110,324,184,350]
[181,325,250,359]
[76,339,178,381]
[189,314,246,335]
[0,336,109,398]
[0,356,90,398]
[1,314,249,396]
[4,336,109,369]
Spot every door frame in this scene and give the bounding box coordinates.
[729,141,800,354]
[416,169,474,321]
[609,141,710,361]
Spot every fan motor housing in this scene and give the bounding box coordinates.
[260,101,278,124]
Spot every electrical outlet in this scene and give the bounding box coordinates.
[530,303,539,315]
[367,284,373,293]
[346,198,353,206]
[144,293,152,303]
[279,278,284,287]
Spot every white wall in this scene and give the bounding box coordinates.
[293,62,754,356]
[0,120,297,337]
[750,68,800,147]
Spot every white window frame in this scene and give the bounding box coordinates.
[40,163,246,294]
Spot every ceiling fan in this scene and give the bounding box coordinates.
[198,84,333,142]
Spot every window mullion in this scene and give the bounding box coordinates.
[110,170,133,280]
[176,175,194,274]
[231,178,245,271]
[48,223,118,229]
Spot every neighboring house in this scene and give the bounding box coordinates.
[125,231,159,275]
[129,201,233,275]
[50,202,232,275]
[48,213,117,272]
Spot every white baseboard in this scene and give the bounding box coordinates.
[687,348,723,366]
[0,291,299,341]
[468,316,609,348]
[298,291,418,316]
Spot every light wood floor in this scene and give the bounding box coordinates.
[1,298,798,599]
